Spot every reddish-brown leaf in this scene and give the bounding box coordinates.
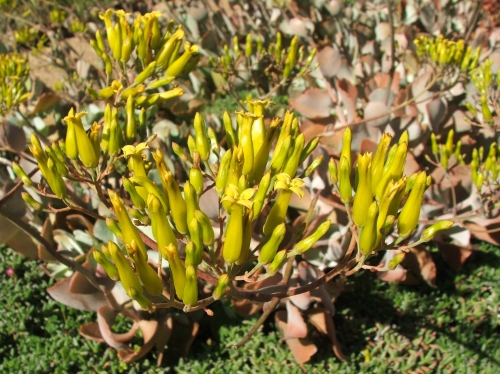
[275,311,317,364]
[307,307,348,361]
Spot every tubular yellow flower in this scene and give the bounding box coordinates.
[397,171,427,240]
[246,99,273,157]
[213,274,230,300]
[146,194,177,255]
[359,202,379,256]
[266,249,287,275]
[375,140,408,202]
[253,172,271,219]
[21,192,41,210]
[340,127,352,168]
[270,135,292,175]
[107,241,152,310]
[223,203,244,264]
[371,133,393,194]
[282,133,305,177]
[194,210,215,247]
[155,29,185,69]
[420,220,454,242]
[108,190,147,259]
[123,177,146,210]
[166,42,199,78]
[338,156,352,204]
[352,153,373,226]
[183,265,198,307]
[216,149,232,197]
[93,248,119,280]
[299,137,320,164]
[193,112,211,161]
[237,209,253,265]
[235,111,259,176]
[289,220,331,256]
[259,223,286,264]
[163,171,188,234]
[263,174,304,236]
[127,240,163,296]
[12,162,32,187]
[223,111,237,148]
[188,217,203,266]
[163,243,186,300]
[63,109,99,168]
[252,117,280,183]
[189,166,204,197]
[130,176,169,212]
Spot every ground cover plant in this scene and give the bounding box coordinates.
[0,0,500,370]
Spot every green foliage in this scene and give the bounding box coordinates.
[1,244,499,372]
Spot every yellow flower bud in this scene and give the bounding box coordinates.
[338,156,352,204]
[93,248,119,280]
[236,209,253,265]
[359,202,379,256]
[193,112,211,161]
[163,171,188,234]
[63,109,99,168]
[253,172,271,219]
[375,140,408,202]
[109,190,147,259]
[163,243,186,300]
[329,158,338,185]
[183,265,198,307]
[371,133,393,195]
[266,249,287,275]
[223,111,237,149]
[194,210,215,247]
[213,274,230,300]
[123,177,146,210]
[299,137,320,164]
[235,111,259,176]
[12,162,32,187]
[107,241,152,310]
[397,171,427,240]
[270,135,292,175]
[420,220,454,242]
[259,223,286,264]
[289,220,331,256]
[352,153,373,227]
[304,155,323,178]
[127,241,163,296]
[223,203,244,263]
[388,252,405,270]
[21,192,41,210]
[340,127,352,168]
[166,42,199,78]
[282,133,305,177]
[216,149,232,197]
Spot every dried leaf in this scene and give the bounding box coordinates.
[364,101,390,128]
[30,92,59,115]
[336,79,358,122]
[0,216,38,259]
[434,240,474,271]
[120,320,159,363]
[307,307,347,361]
[69,258,99,294]
[403,247,437,287]
[283,300,308,339]
[318,46,342,78]
[275,310,317,364]
[47,277,108,311]
[289,88,332,119]
[79,322,106,342]
[289,292,311,311]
